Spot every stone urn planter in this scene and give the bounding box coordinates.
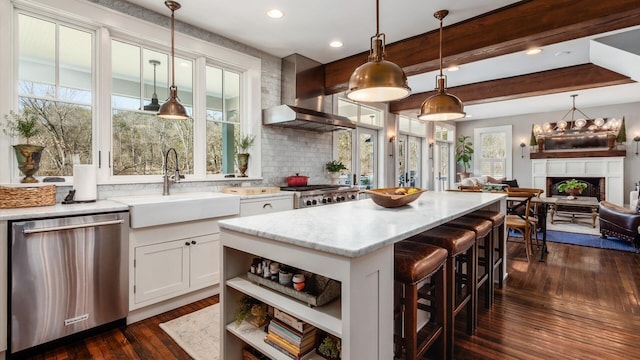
[237,153,249,177]
[13,144,44,183]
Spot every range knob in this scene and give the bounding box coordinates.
[350,194,356,199]
[340,196,346,201]
[306,200,312,206]
[322,198,327,204]
[312,200,317,205]
[327,198,332,203]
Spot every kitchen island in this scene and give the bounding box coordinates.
[219,191,506,359]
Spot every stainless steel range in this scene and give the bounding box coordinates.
[280,185,360,208]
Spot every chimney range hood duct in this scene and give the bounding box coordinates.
[263,54,356,132]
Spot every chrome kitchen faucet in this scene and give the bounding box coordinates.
[163,147,182,195]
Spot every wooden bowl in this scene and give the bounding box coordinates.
[363,187,427,208]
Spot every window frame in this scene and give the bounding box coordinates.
[473,125,512,179]
[1,0,262,185]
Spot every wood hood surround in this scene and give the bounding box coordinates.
[320,0,640,113]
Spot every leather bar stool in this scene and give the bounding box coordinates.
[468,210,506,290]
[404,226,476,359]
[446,217,494,315]
[394,240,448,360]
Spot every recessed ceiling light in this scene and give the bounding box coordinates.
[267,9,284,19]
[330,41,343,48]
[555,50,572,57]
[526,48,543,56]
[447,65,460,72]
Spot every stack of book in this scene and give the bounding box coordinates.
[264,308,318,359]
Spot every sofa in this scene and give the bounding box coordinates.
[456,175,507,188]
[599,201,640,251]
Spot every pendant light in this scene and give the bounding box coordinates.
[347,0,410,103]
[418,10,465,121]
[143,59,161,111]
[158,0,188,119]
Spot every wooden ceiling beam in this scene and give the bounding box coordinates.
[389,64,634,114]
[324,0,640,94]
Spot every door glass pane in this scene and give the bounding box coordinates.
[398,136,406,186]
[18,15,55,97]
[337,130,352,185]
[359,130,376,189]
[408,136,420,187]
[435,142,450,191]
[59,26,92,102]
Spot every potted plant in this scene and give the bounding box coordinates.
[325,160,346,185]
[2,109,44,183]
[236,134,255,177]
[234,295,268,328]
[317,334,341,359]
[557,179,588,200]
[455,135,474,180]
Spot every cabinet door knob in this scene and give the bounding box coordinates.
[263,203,272,208]
[191,240,197,245]
[185,242,191,246]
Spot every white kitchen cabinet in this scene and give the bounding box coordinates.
[129,218,228,312]
[134,233,219,304]
[240,194,294,217]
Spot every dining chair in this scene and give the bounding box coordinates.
[506,189,542,262]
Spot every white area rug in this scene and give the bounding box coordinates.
[159,304,220,360]
[545,217,600,236]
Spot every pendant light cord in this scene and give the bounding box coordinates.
[438,16,443,77]
[375,0,380,37]
[170,8,176,88]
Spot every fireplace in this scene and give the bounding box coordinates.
[531,157,624,206]
[547,177,605,201]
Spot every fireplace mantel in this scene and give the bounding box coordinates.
[532,157,624,206]
[530,149,626,159]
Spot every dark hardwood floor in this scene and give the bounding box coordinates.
[18,241,640,360]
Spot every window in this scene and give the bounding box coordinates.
[473,125,512,179]
[17,14,93,176]
[111,41,195,176]
[205,66,241,175]
[336,98,383,188]
[5,2,261,183]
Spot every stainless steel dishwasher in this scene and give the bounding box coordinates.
[10,212,129,354]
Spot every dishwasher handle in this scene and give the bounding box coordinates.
[23,219,125,235]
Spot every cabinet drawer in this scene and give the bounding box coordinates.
[240,198,293,216]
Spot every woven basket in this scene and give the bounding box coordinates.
[0,185,56,209]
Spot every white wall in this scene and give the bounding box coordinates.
[456,101,640,202]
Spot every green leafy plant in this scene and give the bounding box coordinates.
[317,335,341,358]
[325,160,347,173]
[557,179,588,193]
[455,135,474,173]
[234,295,267,327]
[616,116,626,143]
[2,109,41,144]
[236,134,256,153]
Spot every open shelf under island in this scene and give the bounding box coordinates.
[219,191,506,359]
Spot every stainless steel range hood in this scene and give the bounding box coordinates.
[263,54,355,132]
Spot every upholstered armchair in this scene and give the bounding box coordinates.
[598,201,640,251]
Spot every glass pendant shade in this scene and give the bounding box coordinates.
[418,76,465,121]
[158,1,188,120]
[346,1,410,103]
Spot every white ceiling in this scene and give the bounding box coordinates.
[131,0,640,120]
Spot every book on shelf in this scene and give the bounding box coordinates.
[273,308,316,334]
[269,318,317,347]
[264,332,315,359]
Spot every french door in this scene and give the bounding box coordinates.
[397,135,421,188]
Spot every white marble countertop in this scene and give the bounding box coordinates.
[219,191,505,258]
[0,200,129,221]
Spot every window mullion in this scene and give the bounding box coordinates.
[96,26,112,183]
[192,56,206,178]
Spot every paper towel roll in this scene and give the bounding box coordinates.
[73,164,97,201]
